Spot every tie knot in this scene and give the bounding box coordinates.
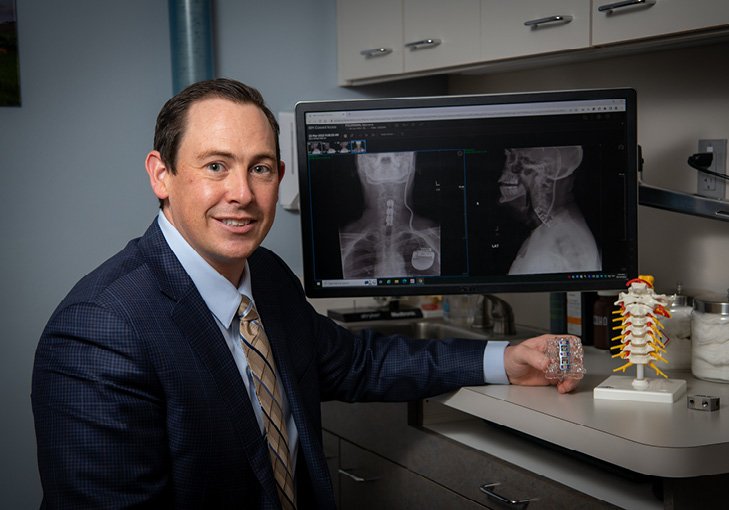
[238,295,259,322]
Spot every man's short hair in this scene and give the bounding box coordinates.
[153,78,281,174]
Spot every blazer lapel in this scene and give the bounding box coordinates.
[139,220,280,505]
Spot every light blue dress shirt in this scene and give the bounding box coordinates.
[157,211,299,469]
[483,340,510,385]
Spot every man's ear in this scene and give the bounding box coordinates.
[277,160,286,184]
[145,151,170,200]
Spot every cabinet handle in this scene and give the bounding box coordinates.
[359,47,393,58]
[404,38,441,50]
[524,15,573,28]
[338,468,380,483]
[479,483,536,509]
[597,0,656,14]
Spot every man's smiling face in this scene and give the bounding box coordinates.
[148,97,284,284]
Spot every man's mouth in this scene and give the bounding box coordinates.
[221,218,253,227]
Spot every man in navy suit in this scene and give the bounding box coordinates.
[32,79,579,509]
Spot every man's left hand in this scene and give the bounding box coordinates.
[504,335,582,394]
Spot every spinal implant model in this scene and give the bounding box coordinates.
[545,337,586,382]
[611,275,671,389]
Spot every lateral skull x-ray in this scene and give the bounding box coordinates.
[339,152,441,279]
[498,145,601,275]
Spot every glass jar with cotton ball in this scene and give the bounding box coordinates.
[661,283,693,370]
[692,291,729,383]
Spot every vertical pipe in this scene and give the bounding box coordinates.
[169,0,214,94]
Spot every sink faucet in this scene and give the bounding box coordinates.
[481,295,516,335]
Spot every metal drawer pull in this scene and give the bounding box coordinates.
[524,15,573,28]
[404,38,441,50]
[360,47,393,58]
[479,482,536,509]
[598,0,656,14]
[338,468,380,483]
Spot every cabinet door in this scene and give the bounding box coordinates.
[481,0,590,61]
[337,0,403,83]
[403,0,481,73]
[324,401,623,510]
[338,440,486,510]
[592,0,729,46]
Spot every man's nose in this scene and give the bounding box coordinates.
[226,170,253,203]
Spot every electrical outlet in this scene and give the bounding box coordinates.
[696,139,727,199]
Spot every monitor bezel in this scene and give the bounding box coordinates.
[295,88,638,298]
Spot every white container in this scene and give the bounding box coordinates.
[692,294,729,383]
[662,294,693,370]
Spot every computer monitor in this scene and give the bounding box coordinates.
[295,88,638,299]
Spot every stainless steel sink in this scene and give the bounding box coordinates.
[345,318,546,342]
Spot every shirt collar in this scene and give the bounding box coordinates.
[157,210,252,328]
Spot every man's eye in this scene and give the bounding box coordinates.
[207,162,224,172]
[251,165,272,175]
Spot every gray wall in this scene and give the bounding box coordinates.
[1,2,169,507]
[0,0,444,507]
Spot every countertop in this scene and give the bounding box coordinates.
[432,345,729,478]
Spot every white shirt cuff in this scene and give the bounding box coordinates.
[483,341,510,384]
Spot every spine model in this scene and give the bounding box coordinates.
[611,275,671,388]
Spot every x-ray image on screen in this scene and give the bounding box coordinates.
[498,145,602,275]
[339,152,441,279]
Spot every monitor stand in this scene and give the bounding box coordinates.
[327,298,423,323]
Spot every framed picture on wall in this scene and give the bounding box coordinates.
[0,0,19,107]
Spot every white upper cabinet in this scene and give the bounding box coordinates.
[481,0,590,61]
[337,0,481,84]
[402,0,481,73]
[592,0,729,46]
[337,0,403,83]
[337,0,729,85]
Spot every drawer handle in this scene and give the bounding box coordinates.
[359,47,393,58]
[479,482,536,509]
[338,468,380,483]
[404,38,441,50]
[598,0,656,14]
[524,15,573,28]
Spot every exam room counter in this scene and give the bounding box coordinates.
[321,318,729,509]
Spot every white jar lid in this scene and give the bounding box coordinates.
[694,293,729,314]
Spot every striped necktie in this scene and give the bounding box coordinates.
[238,296,296,510]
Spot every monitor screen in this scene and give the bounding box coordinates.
[295,88,638,298]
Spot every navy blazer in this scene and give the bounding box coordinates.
[32,220,487,509]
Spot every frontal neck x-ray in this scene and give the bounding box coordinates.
[498,145,601,275]
[339,152,441,279]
